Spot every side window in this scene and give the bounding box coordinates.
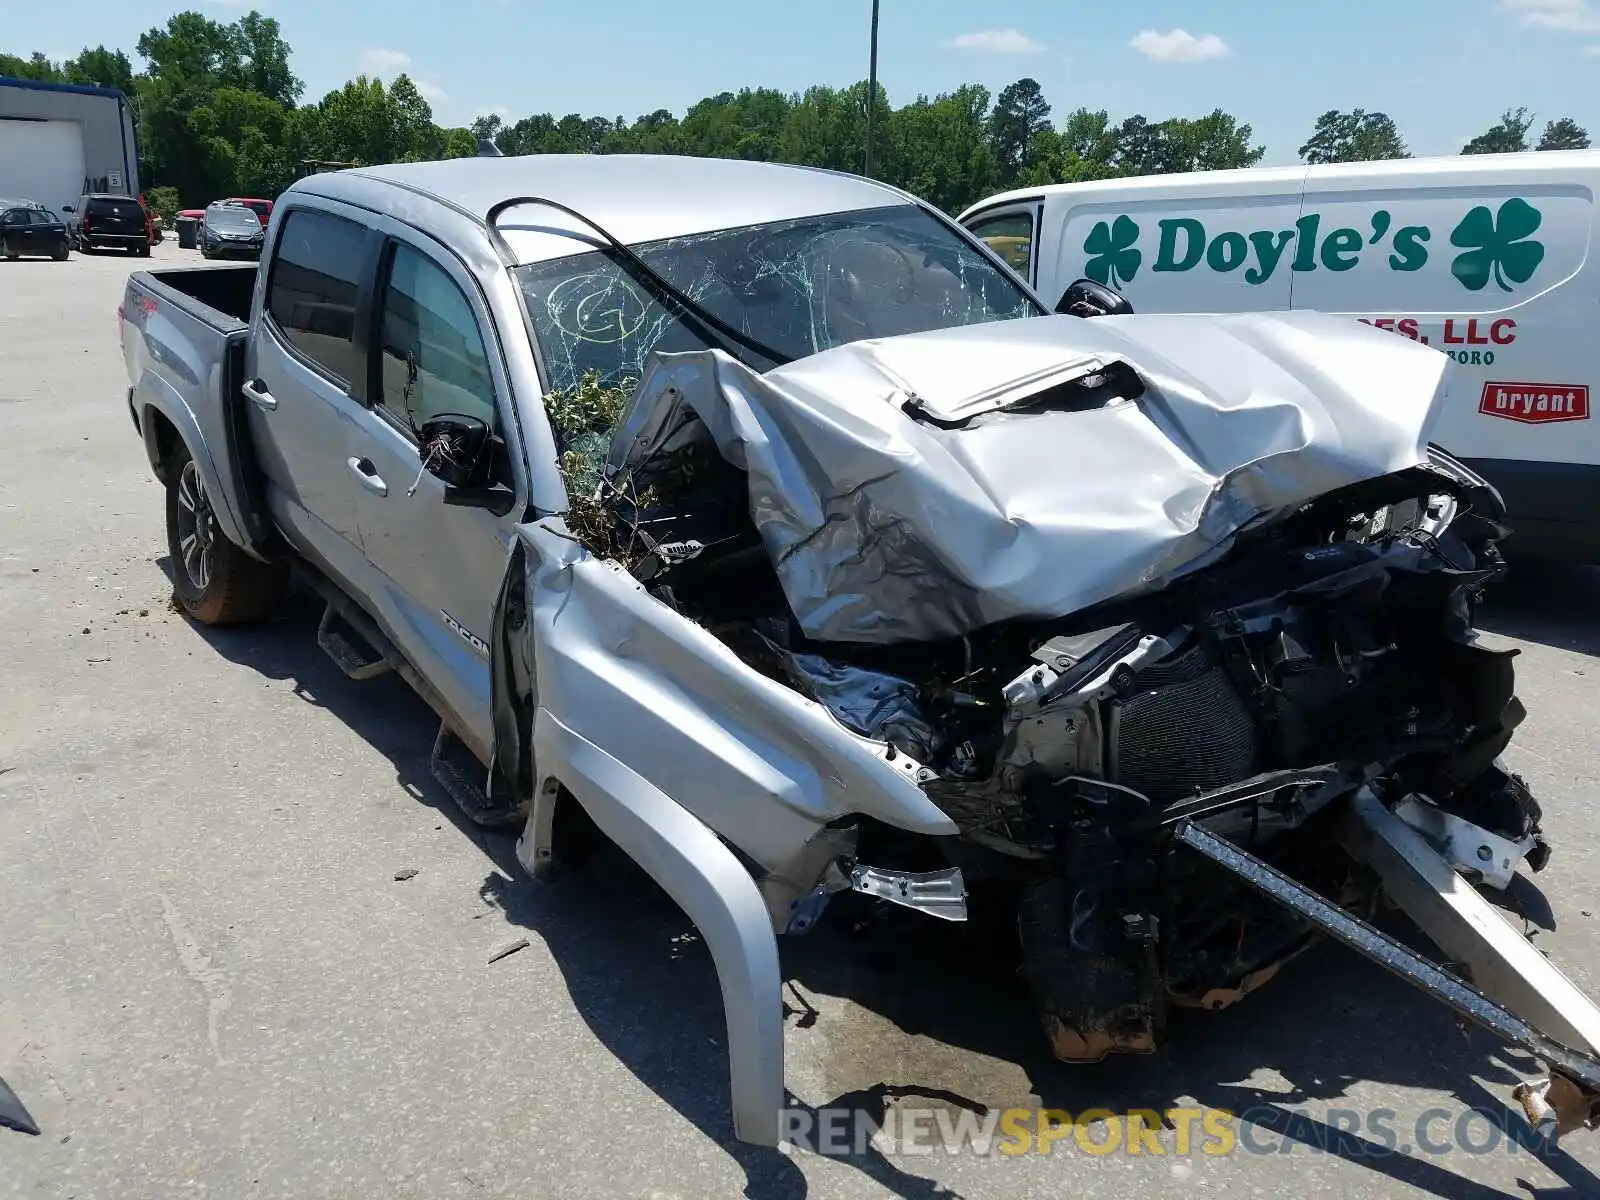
[1,209,26,227]
[265,209,366,386]
[967,210,1036,283]
[374,242,499,437]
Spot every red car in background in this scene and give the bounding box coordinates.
[225,197,273,225]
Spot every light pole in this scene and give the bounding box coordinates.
[864,0,880,178]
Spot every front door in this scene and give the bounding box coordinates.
[344,234,521,754]
[964,204,1042,290]
[244,203,377,594]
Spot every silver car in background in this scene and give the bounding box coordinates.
[199,200,265,260]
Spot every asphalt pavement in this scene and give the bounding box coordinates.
[3,239,1600,1199]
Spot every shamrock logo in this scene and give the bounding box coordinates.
[1083,215,1142,288]
[1449,198,1545,293]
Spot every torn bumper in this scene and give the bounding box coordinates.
[1178,790,1600,1146]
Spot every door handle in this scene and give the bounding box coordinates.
[346,456,388,496]
[242,378,277,411]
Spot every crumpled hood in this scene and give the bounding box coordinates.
[607,310,1451,644]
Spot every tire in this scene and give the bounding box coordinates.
[165,442,287,625]
[53,246,68,262]
[138,244,151,257]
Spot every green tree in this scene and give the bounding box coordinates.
[1021,107,1119,185]
[228,12,300,108]
[677,88,792,160]
[1537,117,1590,151]
[7,22,1294,215]
[1113,110,1264,176]
[136,12,244,87]
[987,77,1051,187]
[1299,109,1408,164]
[439,128,479,159]
[188,86,292,196]
[886,85,996,213]
[777,84,875,174]
[1462,107,1534,155]
[64,47,136,92]
[0,51,65,81]
[1179,109,1267,171]
[305,74,441,167]
[606,109,682,154]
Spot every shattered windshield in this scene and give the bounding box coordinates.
[514,203,1041,395]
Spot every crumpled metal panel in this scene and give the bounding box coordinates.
[607,309,1450,644]
[759,640,942,760]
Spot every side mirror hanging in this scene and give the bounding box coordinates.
[417,414,492,489]
[1055,277,1134,318]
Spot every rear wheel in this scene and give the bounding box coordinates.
[52,245,68,261]
[137,242,151,257]
[165,443,287,625]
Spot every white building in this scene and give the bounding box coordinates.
[0,75,140,216]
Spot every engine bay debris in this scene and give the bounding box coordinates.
[537,307,1600,1143]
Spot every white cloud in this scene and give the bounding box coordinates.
[413,79,448,105]
[947,29,1045,54]
[1586,41,1600,52]
[357,47,412,76]
[1128,29,1231,63]
[1504,0,1600,31]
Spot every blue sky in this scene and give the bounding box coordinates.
[9,0,1600,163]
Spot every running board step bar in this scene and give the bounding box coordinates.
[431,722,524,829]
[316,602,391,681]
[1175,800,1600,1141]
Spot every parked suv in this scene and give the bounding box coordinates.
[68,193,151,255]
[0,199,70,260]
[199,201,265,259]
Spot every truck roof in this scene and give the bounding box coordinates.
[959,147,1600,221]
[290,154,912,263]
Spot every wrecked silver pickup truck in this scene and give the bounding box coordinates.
[121,154,1600,1147]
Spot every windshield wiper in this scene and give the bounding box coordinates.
[486,195,796,369]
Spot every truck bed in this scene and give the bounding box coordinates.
[122,263,274,553]
[132,264,258,330]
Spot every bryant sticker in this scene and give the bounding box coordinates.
[1478,382,1590,425]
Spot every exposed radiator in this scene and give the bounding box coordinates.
[1109,644,1259,804]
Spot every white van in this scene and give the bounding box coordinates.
[959,151,1600,561]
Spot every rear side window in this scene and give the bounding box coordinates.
[266,209,368,385]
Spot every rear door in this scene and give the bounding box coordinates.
[21,208,49,255]
[344,229,522,752]
[245,203,379,594]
